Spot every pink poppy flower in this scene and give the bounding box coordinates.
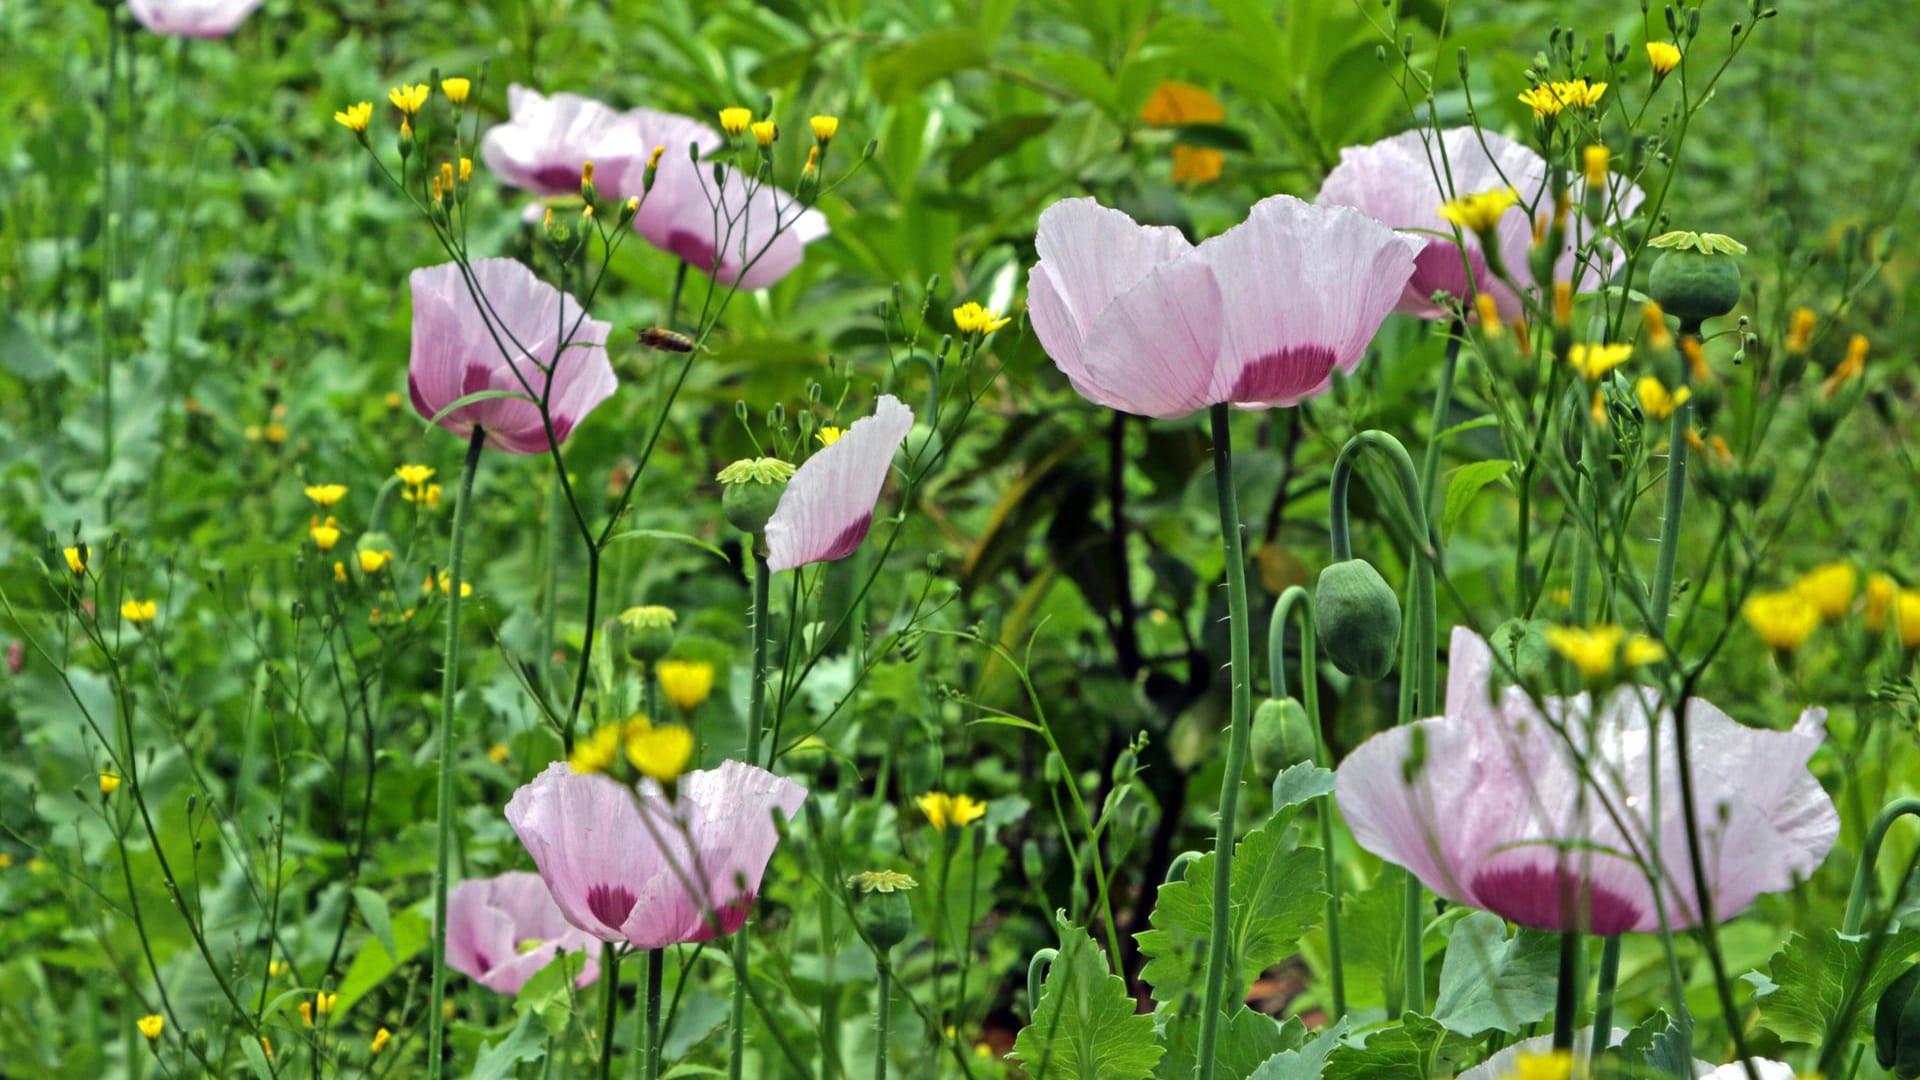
[1316,127,1643,320]
[764,395,913,572]
[505,760,807,949]
[1027,195,1418,418]
[444,871,601,994]
[605,154,829,288]
[407,258,617,455]
[1334,627,1838,935]
[481,86,677,198]
[127,0,262,37]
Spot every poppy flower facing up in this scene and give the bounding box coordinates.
[505,760,807,950]
[1317,127,1644,320]
[128,0,263,38]
[1027,194,1419,418]
[444,871,601,994]
[764,395,913,572]
[407,258,617,455]
[1334,627,1838,935]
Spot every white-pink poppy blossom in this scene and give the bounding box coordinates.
[407,258,617,455]
[480,85,670,198]
[1317,127,1643,321]
[764,395,913,572]
[1027,194,1419,419]
[601,151,828,289]
[444,871,601,994]
[128,0,262,37]
[505,760,807,950]
[1334,627,1838,935]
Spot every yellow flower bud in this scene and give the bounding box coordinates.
[441,77,471,104]
[750,119,777,147]
[719,107,752,136]
[1647,41,1682,77]
[810,114,840,142]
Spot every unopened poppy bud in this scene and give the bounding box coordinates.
[1877,960,1920,1078]
[618,605,677,663]
[1649,246,1742,324]
[1250,697,1317,777]
[1314,559,1402,681]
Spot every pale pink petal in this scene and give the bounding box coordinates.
[445,872,601,994]
[1700,1063,1799,1080]
[764,395,914,572]
[1074,255,1222,419]
[631,161,823,288]
[1195,195,1418,407]
[481,85,649,197]
[127,0,262,37]
[505,764,656,942]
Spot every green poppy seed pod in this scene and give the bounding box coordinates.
[1314,559,1402,681]
[1649,249,1742,322]
[857,890,914,953]
[1250,697,1317,777]
[723,481,785,536]
[1878,962,1920,1078]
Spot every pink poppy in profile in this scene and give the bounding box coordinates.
[444,871,601,994]
[764,395,913,572]
[1333,627,1838,935]
[1027,195,1418,419]
[1316,127,1643,320]
[604,154,829,289]
[505,760,807,949]
[407,258,617,455]
[480,86,659,198]
[128,0,262,37]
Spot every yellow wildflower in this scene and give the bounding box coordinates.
[569,722,623,774]
[262,1036,274,1059]
[657,659,715,712]
[953,302,1013,335]
[1642,301,1673,350]
[404,483,443,508]
[441,77,471,104]
[1552,281,1572,328]
[719,107,753,136]
[1824,333,1867,396]
[1743,590,1820,652]
[120,599,159,623]
[334,561,346,583]
[334,101,373,134]
[624,717,695,783]
[1795,562,1857,621]
[1866,573,1898,631]
[100,772,122,796]
[388,84,430,116]
[424,571,472,598]
[359,549,393,574]
[1898,591,1920,650]
[810,115,840,142]
[0,854,10,869]
[1438,187,1521,234]
[460,157,473,183]
[1546,624,1665,680]
[816,426,844,446]
[917,792,987,832]
[1170,145,1224,185]
[317,991,336,1014]
[397,463,435,489]
[1568,342,1633,382]
[1554,79,1607,109]
[1647,41,1682,77]
[1636,377,1691,421]
[1519,85,1565,119]
[487,743,510,765]
[1786,307,1816,353]
[371,1028,392,1054]
[1583,145,1610,187]
[1506,1051,1575,1080]
[269,959,288,978]
[64,545,88,575]
[299,1001,313,1026]
[1139,82,1225,126]
[750,119,777,146]
[1473,293,1502,331]
[305,483,348,507]
[311,516,341,551]
[138,1014,164,1042]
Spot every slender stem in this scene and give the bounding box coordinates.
[1418,324,1464,505]
[427,426,486,1079]
[728,550,773,1080]
[600,944,623,1080]
[1270,588,1342,1019]
[1841,798,1920,934]
[99,6,119,480]
[1195,403,1254,1080]
[1552,931,1581,1051]
[1589,935,1622,1070]
[666,259,690,329]
[643,947,664,1080]
[872,962,892,1080]
[1649,323,1700,637]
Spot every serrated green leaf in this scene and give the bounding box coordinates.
[1751,926,1920,1044]
[1621,1009,1693,1077]
[1012,915,1162,1079]
[469,1011,549,1080]
[1249,1016,1349,1080]
[1270,762,1335,813]
[1442,460,1511,540]
[1429,911,1558,1036]
[1154,1005,1301,1080]
[1321,1013,1476,1080]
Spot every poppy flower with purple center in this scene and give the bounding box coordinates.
[764,395,913,572]
[444,871,601,994]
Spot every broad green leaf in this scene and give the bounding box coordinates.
[949,114,1057,186]
[469,1011,549,1080]
[868,29,989,103]
[351,886,396,968]
[1270,762,1335,812]
[1621,1010,1694,1077]
[1442,460,1512,540]
[514,949,587,1037]
[332,909,429,1015]
[1321,1013,1476,1080]
[1249,1016,1350,1080]
[1012,915,1161,1079]
[1751,926,1920,1044]
[1429,911,1558,1036]
[1155,1006,1302,1080]
[1137,814,1326,1006]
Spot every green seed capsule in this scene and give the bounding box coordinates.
[1314,559,1402,681]
[1648,248,1742,322]
[1251,697,1317,777]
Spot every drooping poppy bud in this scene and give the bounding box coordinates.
[1314,559,1402,681]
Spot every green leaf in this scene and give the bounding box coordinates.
[949,114,1057,186]
[1137,814,1326,1006]
[1270,762,1335,812]
[1167,123,1252,152]
[1751,926,1920,1044]
[1155,1006,1302,1080]
[332,909,429,1015]
[1442,459,1512,540]
[1321,1013,1476,1080]
[1621,1010,1693,1077]
[868,29,989,103]
[1012,915,1162,1079]
[513,950,587,1037]
[1249,1016,1349,1080]
[420,389,538,430]
[1429,911,1558,1036]
[351,886,396,968]
[1433,415,1498,443]
[603,528,728,560]
[469,1011,549,1080]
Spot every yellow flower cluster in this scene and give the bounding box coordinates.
[1567,342,1633,383]
[917,791,987,831]
[569,715,695,782]
[1438,187,1520,234]
[1518,78,1607,119]
[1744,562,1920,652]
[1545,624,1664,680]
[953,302,1013,335]
[120,599,159,623]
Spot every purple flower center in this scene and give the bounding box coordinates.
[585,882,638,932]
[472,950,494,974]
[666,229,720,274]
[532,162,587,194]
[1470,862,1641,934]
[1409,239,1495,309]
[1226,344,1339,404]
[821,513,873,562]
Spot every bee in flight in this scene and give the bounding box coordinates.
[636,327,695,353]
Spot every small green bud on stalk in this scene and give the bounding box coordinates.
[1314,559,1402,682]
[1250,697,1317,778]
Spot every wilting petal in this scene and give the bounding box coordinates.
[445,872,600,994]
[407,258,616,455]
[127,0,262,37]
[1195,195,1418,407]
[764,395,914,572]
[481,85,652,197]
[1335,626,1838,934]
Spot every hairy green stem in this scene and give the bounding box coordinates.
[1553,931,1581,1051]
[1195,403,1254,1079]
[600,943,624,1080]
[427,426,486,1078]
[1418,324,1464,503]
[728,550,772,1080]
[873,962,893,1080]
[1270,587,1343,1019]
[1590,935,1621,1070]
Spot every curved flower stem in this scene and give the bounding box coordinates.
[1589,935,1622,1070]
[1327,430,1437,1017]
[600,943,624,1080]
[1195,403,1254,1080]
[728,549,773,1080]
[427,426,486,1079]
[1269,586,1343,1020]
[1841,797,1920,934]
[1418,323,1465,506]
[872,961,893,1080]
